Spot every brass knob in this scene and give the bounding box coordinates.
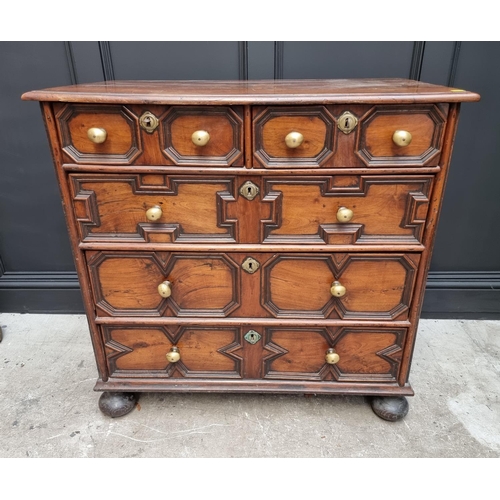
[87,127,107,144]
[325,348,340,365]
[146,206,162,221]
[191,130,210,147]
[330,281,346,297]
[158,280,172,298]
[392,130,412,147]
[285,131,304,148]
[336,207,353,223]
[166,346,180,363]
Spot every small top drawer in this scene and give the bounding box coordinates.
[56,104,244,166]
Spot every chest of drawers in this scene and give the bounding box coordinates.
[22,79,479,421]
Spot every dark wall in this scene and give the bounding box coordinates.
[1,41,499,317]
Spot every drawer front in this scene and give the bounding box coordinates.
[356,105,447,167]
[71,174,432,246]
[56,104,244,166]
[160,106,244,166]
[88,251,419,320]
[70,173,237,243]
[57,104,143,165]
[102,323,406,384]
[103,325,243,379]
[253,106,335,167]
[252,104,447,169]
[261,175,433,245]
[262,326,407,383]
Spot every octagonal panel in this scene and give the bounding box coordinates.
[160,106,244,166]
[88,252,167,316]
[56,104,142,164]
[253,106,336,167]
[356,104,447,167]
[88,251,240,317]
[261,253,419,320]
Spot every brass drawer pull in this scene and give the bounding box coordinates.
[330,281,346,297]
[166,346,180,363]
[191,130,210,146]
[336,207,353,223]
[392,130,412,147]
[146,205,162,221]
[285,131,304,148]
[87,127,107,144]
[158,280,172,298]
[325,348,340,365]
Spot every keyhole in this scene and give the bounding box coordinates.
[247,186,253,195]
[250,334,255,341]
[248,262,253,270]
[345,117,350,128]
[145,117,151,127]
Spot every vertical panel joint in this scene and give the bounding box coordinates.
[274,42,284,80]
[409,41,426,81]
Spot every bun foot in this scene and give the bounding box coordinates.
[370,396,409,421]
[98,392,138,418]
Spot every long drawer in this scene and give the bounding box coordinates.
[71,173,433,246]
[87,251,420,321]
[102,323,408,384]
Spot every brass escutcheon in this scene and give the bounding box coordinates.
[244,330,261,344]
[242,257,260,274]
[239,181,260,201]
[337,111,358,134]
[139,111,159,133]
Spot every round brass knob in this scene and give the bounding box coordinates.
[191,130,210,147]
[336,207,353,223]
[285,131,304,149]
[166,346,180,363]
[392,130,412,147]
[146,206,162,221]
[330,281,346,298]
[325,348,340,365]
[87,127,107,144]
[158,280,172,298]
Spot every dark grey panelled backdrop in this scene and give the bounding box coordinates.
[1,41,499,316]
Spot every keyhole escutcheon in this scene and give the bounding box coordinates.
[239,181,260,201]
[242,257,260,274]
[139,111,159,133]
[338,111,358,134]
[244,330,262,344]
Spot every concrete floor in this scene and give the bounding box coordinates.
[0,313,499,458]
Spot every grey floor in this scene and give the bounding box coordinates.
[0,313,499,458]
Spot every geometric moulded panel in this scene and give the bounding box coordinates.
[87,251,240,317]
[356,104,447,167]
[56,104,142,165]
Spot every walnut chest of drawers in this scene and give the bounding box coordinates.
[22,79,479,420]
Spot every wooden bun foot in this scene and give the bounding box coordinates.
[98,392,138,418]
[370,396,409,421]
